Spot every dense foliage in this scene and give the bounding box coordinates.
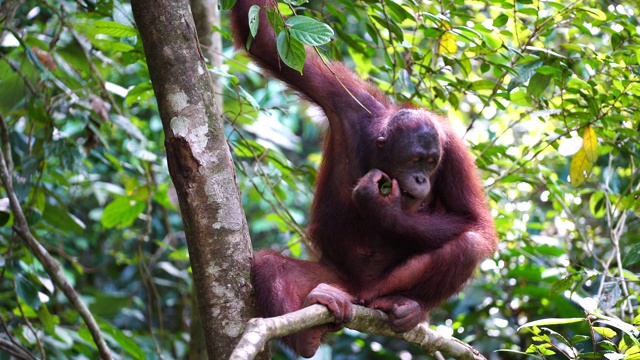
[0,0,638,359]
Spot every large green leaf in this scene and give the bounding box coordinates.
[101,197,145,229]
[15,273,41,310]
[276,31,306,73]
[43,204,85,234]
[286,16,334,46]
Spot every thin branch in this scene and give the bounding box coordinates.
[0,113,112,360]
[0,336,36,360]
[15,297,44,358]
[231,304,486,360]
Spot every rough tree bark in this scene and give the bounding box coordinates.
[131,1,254,358]
[187,0,224,358]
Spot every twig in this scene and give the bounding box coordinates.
[231,304,486,360]
[0,336,37,360]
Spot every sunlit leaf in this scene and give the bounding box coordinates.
[570,148,592,186]
[287,236,302,257]
[384,1,413,22]
[510,89,532,106]
[493,13,509,27]
[594,327,617,338]
[592,313,640,337]
[518,317,584,331]
[471,79,495,90]
[439,31,458,55]
[583,7,607,21]
[582,126,598,162]
[101,197,145,229]
[567,77,591,92]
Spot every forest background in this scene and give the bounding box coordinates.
[0,0,639,359]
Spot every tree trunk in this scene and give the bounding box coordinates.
[131,1,254,358]
[187,1,224,358]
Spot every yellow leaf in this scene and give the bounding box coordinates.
[582,126,598,162]
[625,345,640,355]
[570,148,593,186]
[439,31,458,55]
[593,326,617,338]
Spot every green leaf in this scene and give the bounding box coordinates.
[286,16,334,46]
[0,211,10,226]
[594,327,617,338]
[471,79,496,90]
[99,320,145,359]
[38,305,57,334]
[551,273,581,294]
[92,39,135,53]
[379,180,393,196]
[276,31,306,73]
[16,273,41,310]
[287,236,302,257]
[592,313,640,338]
[518,317,584,331]
[43,204,85,234]
[221,0,237,10]
[94,20,138,37]
[484,32,502,49]
[535,65,560,75]
[385,1,413,22]
[589,191,606,218]
[572,335,591,344]
[125,82,154,107]
[527,73,551,97]
[101,197,145,229]
[25,207,42,226]
[239,86,260,109]
[509,89,531,106]
[583,7,607,21]
[493,13,509,27]
[622,244,640,267]
[567,77,591,92]
[248,5,260,38]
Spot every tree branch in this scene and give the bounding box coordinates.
[231,304,487,360]
[0,113,112,359]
